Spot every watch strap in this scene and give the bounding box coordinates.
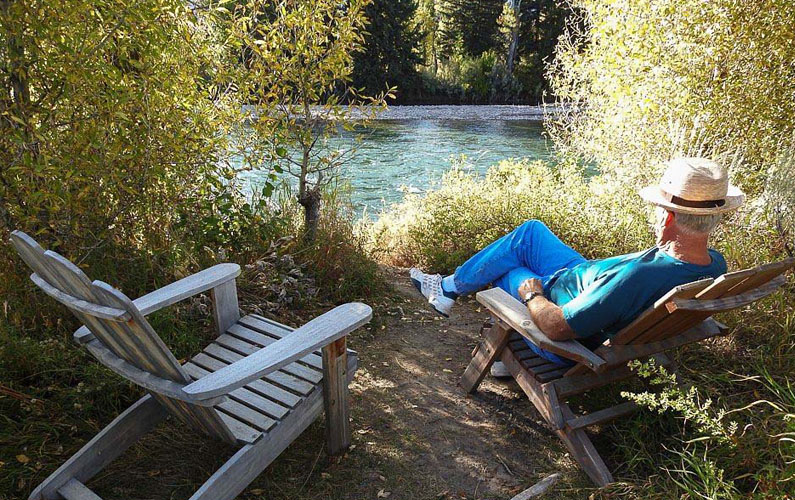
[521,290,542,305]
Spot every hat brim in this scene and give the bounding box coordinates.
[639,185,745,215]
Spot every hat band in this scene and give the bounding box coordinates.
[660,189,726,208]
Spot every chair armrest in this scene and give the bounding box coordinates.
[134,263,241,315]
[183,302,372,399]
[73,263,241,344]
[476,287,607,372]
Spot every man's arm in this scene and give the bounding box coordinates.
[519,279,576,341]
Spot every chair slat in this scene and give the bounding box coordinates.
[152,393,237,443]
[722,257,794,297]
[217,412,262,444]
[205,342,316,396]
[669,275,787,313]
[91,282,189,382]
[226,324,323,374]
[240,315,321,350]
[182,362,290,420]
[222,331,323,384]
[216,399,276,432]
[634,266,770,344]
[191,352,302,408]
[610,278,713,346]
[30,273,131,321]
[9,231,62,285]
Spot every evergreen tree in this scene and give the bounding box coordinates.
[516,0,570,100]
[435,0,503,58]
[352,0,423,101]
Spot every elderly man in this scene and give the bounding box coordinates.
[410,157,744,368]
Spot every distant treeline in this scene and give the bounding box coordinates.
[351,0,571,105]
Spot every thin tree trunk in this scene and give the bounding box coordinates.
[298,96,320,242]
[1,0,33,231]
[298,187,321,242]
[505,0,521,77]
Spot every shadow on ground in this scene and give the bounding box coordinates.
[36,268,601,500]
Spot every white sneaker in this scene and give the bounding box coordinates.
[490,361,512,378]
[409,268,455,318]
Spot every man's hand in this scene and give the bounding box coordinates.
[518,278,576,341]
[519,278,544,299]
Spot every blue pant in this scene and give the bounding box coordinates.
[453,220,586,366]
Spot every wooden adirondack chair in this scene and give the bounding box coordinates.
[460,257,794,486]
[10,230,372,500]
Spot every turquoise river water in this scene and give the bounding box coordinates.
[242,109,552,216]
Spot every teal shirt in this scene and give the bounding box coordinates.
[545,247,727,348]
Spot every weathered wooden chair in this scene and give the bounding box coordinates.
[10,230,372,500]
[460,257,794,486]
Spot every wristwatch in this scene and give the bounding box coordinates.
[521,290,543,305]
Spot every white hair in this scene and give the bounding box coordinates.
[674,212,723,235]
[654,206,722,235]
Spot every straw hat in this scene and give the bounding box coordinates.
[639,157,745,215]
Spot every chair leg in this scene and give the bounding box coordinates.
[461,322,511,393]
[322,337,351,455]
[556,404,614,487]
[501,347,614,486]
[29,394,167,500]
[190,388,325,500]
[191,354,358,500]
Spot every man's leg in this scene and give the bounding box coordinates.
[450,219,585,296]
[410,219,583,318]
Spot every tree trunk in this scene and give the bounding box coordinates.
[298,187,321,243]
[505,0,521,77]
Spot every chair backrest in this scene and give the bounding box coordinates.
[610,257,794,346]
[9,230,237,443]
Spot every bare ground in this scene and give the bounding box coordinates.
[88,268,598,499]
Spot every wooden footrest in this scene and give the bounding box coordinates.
[565,402,638,430]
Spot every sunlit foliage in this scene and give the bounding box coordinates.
[0,0,237,249]
[547,0,795,189]
[231,0,391,241]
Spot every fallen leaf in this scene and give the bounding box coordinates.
[16,455,30,464]
[250,489,265,495]
[443,369,453,373]
[377,489,391,498]
[321,472,331,479]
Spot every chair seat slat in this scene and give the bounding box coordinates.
[191,352,302,408]
[182,362,291,420]
[226,324,324,377]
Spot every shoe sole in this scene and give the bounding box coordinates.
[410,277,450,318]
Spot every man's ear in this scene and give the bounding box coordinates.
[665,210,675,227]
